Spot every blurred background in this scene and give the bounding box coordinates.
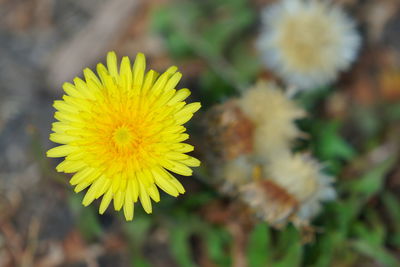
[1,0,400,266]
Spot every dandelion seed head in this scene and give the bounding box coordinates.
[267,153,336,220]
[238,82,305,160]
[257,0,361,89]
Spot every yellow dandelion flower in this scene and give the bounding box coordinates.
[47,51,201,221]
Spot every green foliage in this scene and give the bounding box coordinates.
[312,120,355,161]
[273,226,302,267]
[382,192,400,247]
[204,226,231,267]
[199,70,236,105]
[345,156,396,199]
[310,120,356,174]
[151,0,259,104]
[297,86,333,111]
[68,194,102,241]
[247,223,270,267]
[124,216,152,266]
[385,102,400,121]
[351,239,399,266]
[170,224,196,267]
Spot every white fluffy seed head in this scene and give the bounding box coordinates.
[221,155,254,194]
[266,153,336,220]
[257,0,361,90]
[238,81,306,160]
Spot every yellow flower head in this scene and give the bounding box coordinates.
[47,52,201,220]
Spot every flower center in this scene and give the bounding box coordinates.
[113,126,134,148]
[277,13,335,71]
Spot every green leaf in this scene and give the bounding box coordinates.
[382,192,400,225]
[231,43,261,84]
[272,226,303,267]
[381,192,400,246]
[272,226,302,267]
[131,257,151,267]
[348,156,396,199]
[170,225,195,267]
[352,220,385,247]
[199,70,235,105]
[247,223,270,267]
[312,120,356,162]
[306,231,344,267]
[297,86,332,111]
[68,194,102,241]
[385,103,400,121]
[124,216,152,245]
[204,227,231,267]
[352,106,382,140]
[123,216,152,267]
[274,242,302,267]
[351,240,400,266]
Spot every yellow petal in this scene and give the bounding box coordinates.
[51,122,75,133]
[74,181,91,193]
[163,125,186,134]
[83,176,108,206]
[153,88,176,108]
[56,160,85,173]
[151,167,179,197]
[95,176,112,199]
[99,188,113,214]
[175,102,201,118]
[129,177,139,202]
[165,66,178,75]
[66,151,85,161]
[107,51,119,79]
[83,68,102,88]
[139,180,152,214]
[112,174,122,193]
[113,190,124,211]
[120,56,132,89]
[150,72,169,96]
[54,111,81,123]
[82,183,98,206]
[173,143,194,153]
[148,184,160,202]
[74,77,95,100]
[123,190,134,221]
[53,100,77,113]
[141,70,159,95]
[47,145,76,158]
[50,133,77,144]
[165,152,189,161]
[160,159,193,176]
[62,82,81,98]
[168,176,185,194]
[70,167,101,185]
[96,63,109,85]
[168,88,191,105]
[175,114,193,125]
[164,72,182,92]
[179,156,201,167]
[133,53,146,89]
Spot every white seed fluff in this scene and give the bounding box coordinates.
[256,0,361,90]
